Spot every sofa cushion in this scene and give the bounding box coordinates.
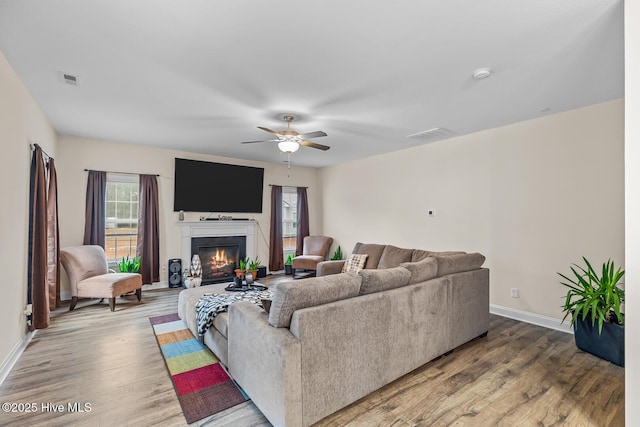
[213,313,229,338]
[292,255,324,270]
[377,245,414,269]
[78,273,142,298]
[434,253,486,276]
[430,250,466,257]
[269,273,362,328]
[358,266,411,295]
[352,242,386,269]
[342,254,368,273]
[400,257,439,284]
[411,249,432,262]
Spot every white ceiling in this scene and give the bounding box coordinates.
[0,0,624,168]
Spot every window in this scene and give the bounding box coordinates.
[282,187,297,261]
[105,174,139,261]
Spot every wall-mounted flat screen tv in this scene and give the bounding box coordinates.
[174,158,264,213]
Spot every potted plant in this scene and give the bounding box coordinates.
[118,255,140,273]
[331,245,343,261]
[247,257,261,280]
[235,256,249,279]
[558,257,625,366]
[284,254,294,275]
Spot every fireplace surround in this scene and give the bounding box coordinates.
[180,220,258,285]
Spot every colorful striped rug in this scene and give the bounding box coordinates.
[149,313,249,424]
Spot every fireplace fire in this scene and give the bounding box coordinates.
[200,246,238,281]
[191,236,246,285]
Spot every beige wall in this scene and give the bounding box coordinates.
[319,99,624,321]
[625,1,639,421]
[55,135,320,295]
[0,51,57,368]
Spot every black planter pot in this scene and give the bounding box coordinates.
[573,316,624,367]
[284,264,293,275]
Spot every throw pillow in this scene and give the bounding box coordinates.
[341,254,369,273]
[268,273,362,328]
[358,266,411,295]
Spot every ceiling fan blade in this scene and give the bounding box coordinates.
[258,126,280,135]
[241,139,278,144]
[300,130,327,139]
[300,140,330,151]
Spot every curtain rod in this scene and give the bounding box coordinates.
[30,143,52,160]
[269,184,309,189]
[84,169,160,177]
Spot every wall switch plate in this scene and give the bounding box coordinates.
[511,288,519,298]
[428,210,436,217]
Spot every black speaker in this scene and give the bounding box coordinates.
[168,259,182,288]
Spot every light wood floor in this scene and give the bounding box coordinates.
[0,275,624,426]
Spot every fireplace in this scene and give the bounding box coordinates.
[191,236,246,285]
[180,220,257,286]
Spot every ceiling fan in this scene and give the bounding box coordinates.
[241,115,330,153]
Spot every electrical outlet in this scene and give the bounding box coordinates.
[511,288,519,298]
[161,265,167,272]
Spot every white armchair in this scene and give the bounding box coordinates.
[60,245,142,311]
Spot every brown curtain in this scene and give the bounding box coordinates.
[46,158,61,310]
[137,174,160,285]
[28,145,50,330]
[269,185,284,271]
[296,187,310,256]
[83,170,107,247]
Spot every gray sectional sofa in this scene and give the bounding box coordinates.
[178,243,489,427]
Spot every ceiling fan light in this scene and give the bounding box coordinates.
[278,140,300,153]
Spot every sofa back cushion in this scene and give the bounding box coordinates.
[358,266,411,295]
[352,242,386,269]
[377,245,414,269]
[431,250,466,257]
[400,257,438,284]
[60,245,109,285]
[411,249,431,262]
[434,253,486,276]
[269,273,362,328]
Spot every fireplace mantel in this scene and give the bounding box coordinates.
[180,220,257,273]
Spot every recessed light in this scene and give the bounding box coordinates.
[472,68,492,80]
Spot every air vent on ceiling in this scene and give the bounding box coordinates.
[406,127,457,143]
[59,71,80,86]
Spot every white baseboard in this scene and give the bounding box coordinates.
[490,304,573,334]
[0,331,36,387]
